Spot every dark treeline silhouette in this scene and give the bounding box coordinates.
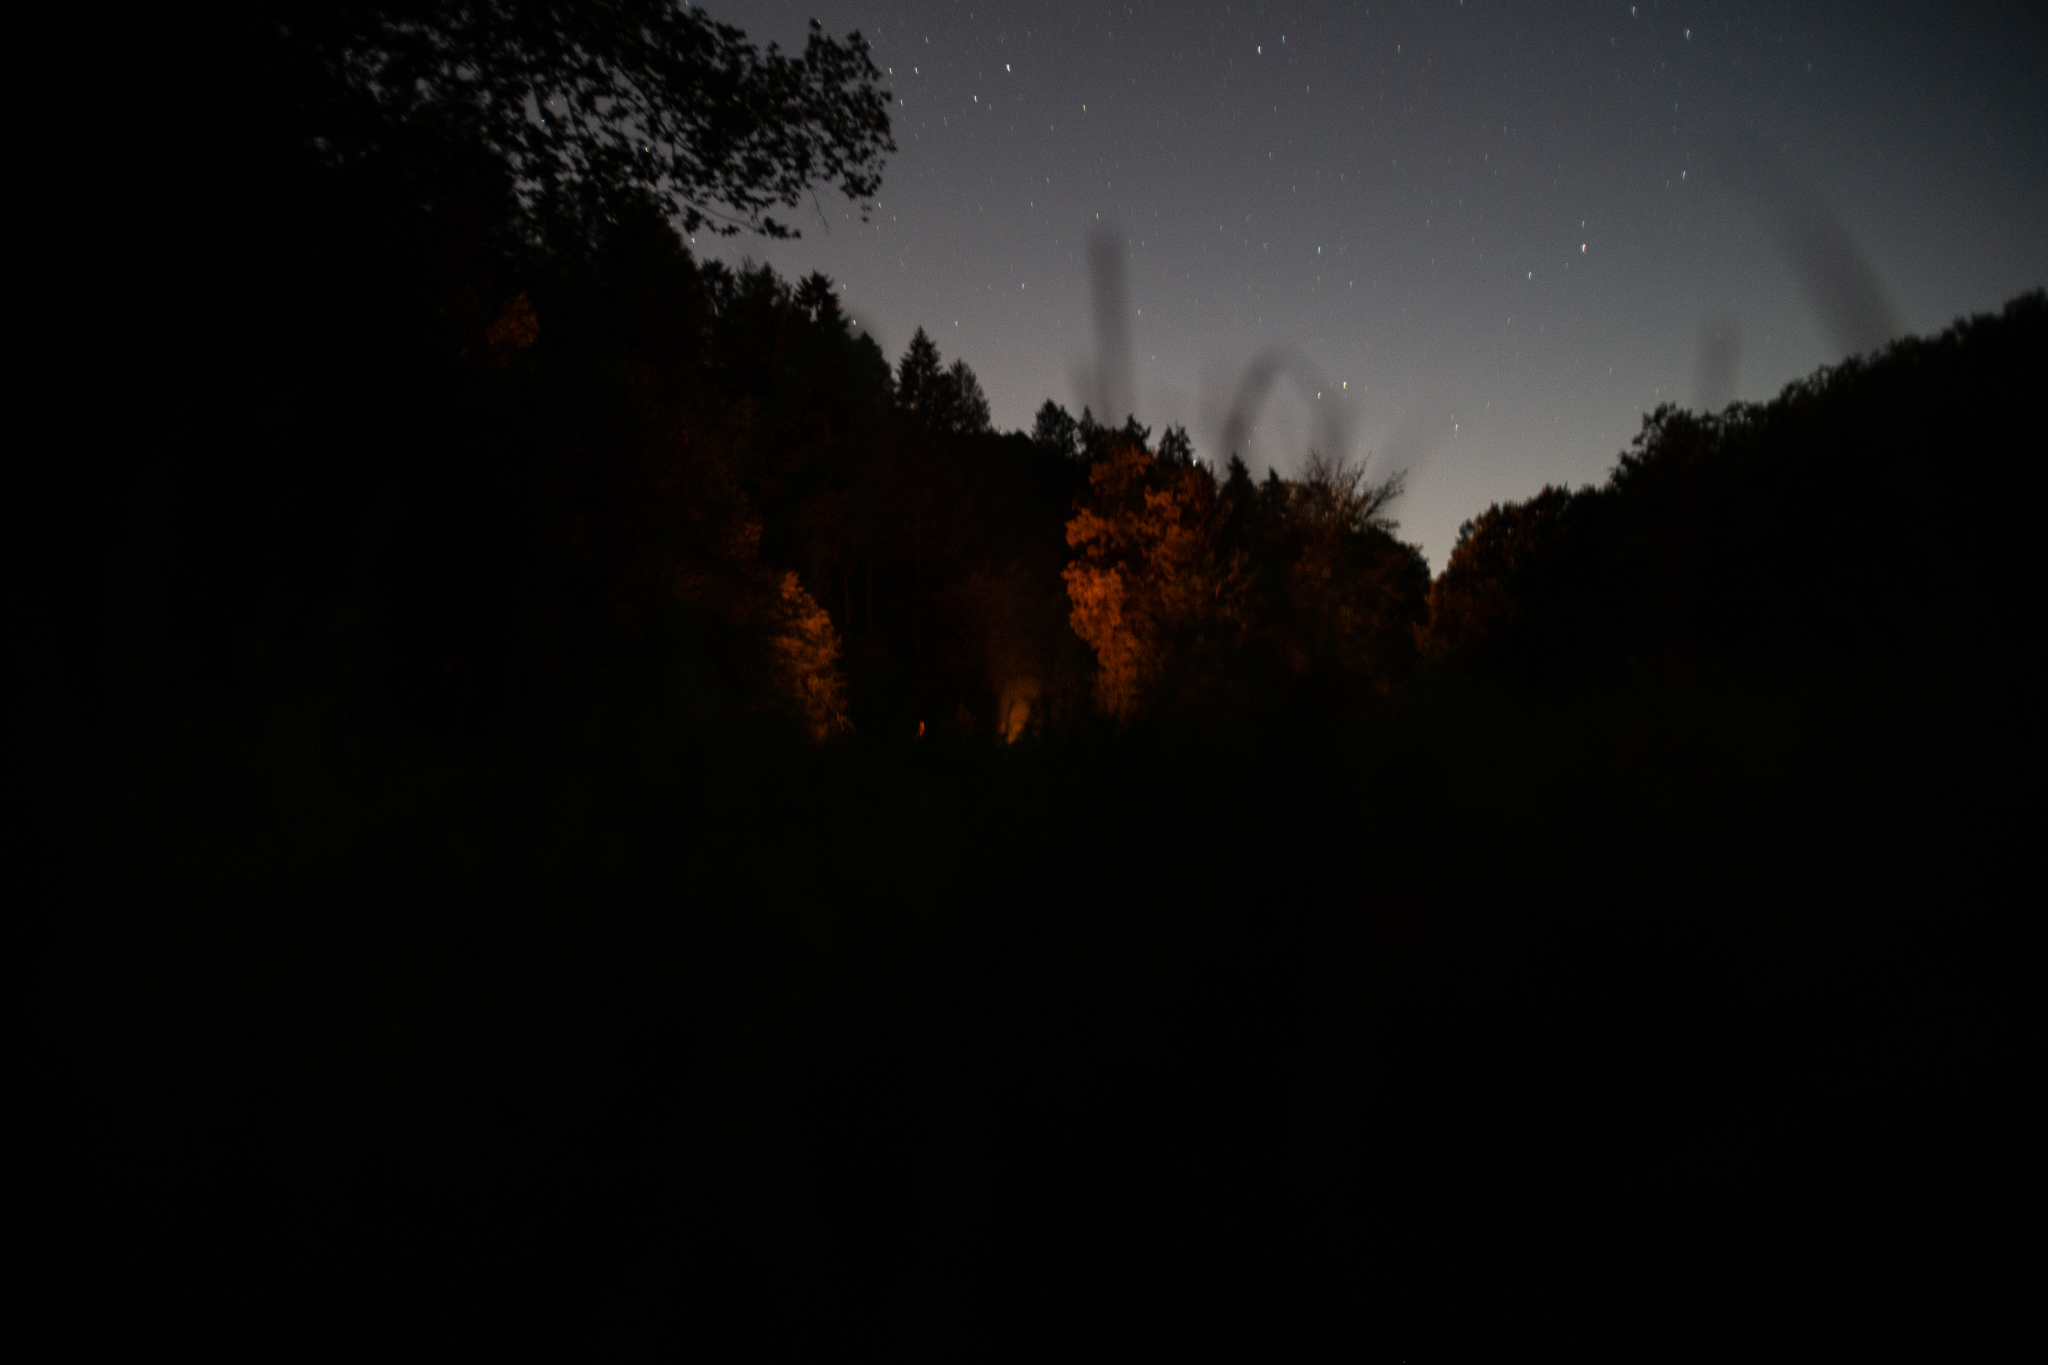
[1427,293,2042,699]
[40,1,2037,1345]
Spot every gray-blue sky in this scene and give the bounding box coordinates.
[696,0,2047,569]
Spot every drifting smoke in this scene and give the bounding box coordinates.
[1371,404,1446,487]
[1695,312,1744,412]
[1709,125,1902,359]
[1216,348,1349,474]
[1080,224,1137,425]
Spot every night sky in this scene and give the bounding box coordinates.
[699,1,2046,568]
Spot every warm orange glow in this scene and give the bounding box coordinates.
[998,677,1042,743]
[1064,440,1246,719]
[767,572,850,741]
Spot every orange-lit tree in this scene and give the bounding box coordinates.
[1063,435,1248,720]
[767,572,850,740]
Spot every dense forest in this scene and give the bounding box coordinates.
[38,1,2037,1345]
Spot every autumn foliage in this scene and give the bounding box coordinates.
[1062,432,1429,723]
[1063,436,1247,719]
[768,570,849,740]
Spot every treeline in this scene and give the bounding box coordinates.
[102,192,2044,753]
[62,8,1450,749]
[102,151,1443,746]
[86,7,2042,752]
[1428,291,2044,697]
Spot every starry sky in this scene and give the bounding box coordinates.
[696,0,2047,569]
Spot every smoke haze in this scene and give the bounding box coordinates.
[1083,225,1135,426]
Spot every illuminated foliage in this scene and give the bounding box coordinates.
[768,571,850,740]
[1063,439,1429,722]
[1064,437,1247,720]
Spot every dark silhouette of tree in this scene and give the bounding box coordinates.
[1032,401,1082,460]
[1077,407,1112,465]
[1220,454,1259,519]
[1420,289,2046,692]
[266,0,894,239]
[1424,486,1589,678]
[947,360,993,434]
[894,329,991,435]
[1277,453,1426,695]
[1158,425,1196,466]
[1209,451,1428,706]
[896,328,946,417]
[795,271,846,326]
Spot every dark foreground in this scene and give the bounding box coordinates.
[39,652,2027,1346]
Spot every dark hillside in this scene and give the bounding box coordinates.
[1428,290,2045,697]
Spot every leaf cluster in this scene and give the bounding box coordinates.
[272,0,894,239]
